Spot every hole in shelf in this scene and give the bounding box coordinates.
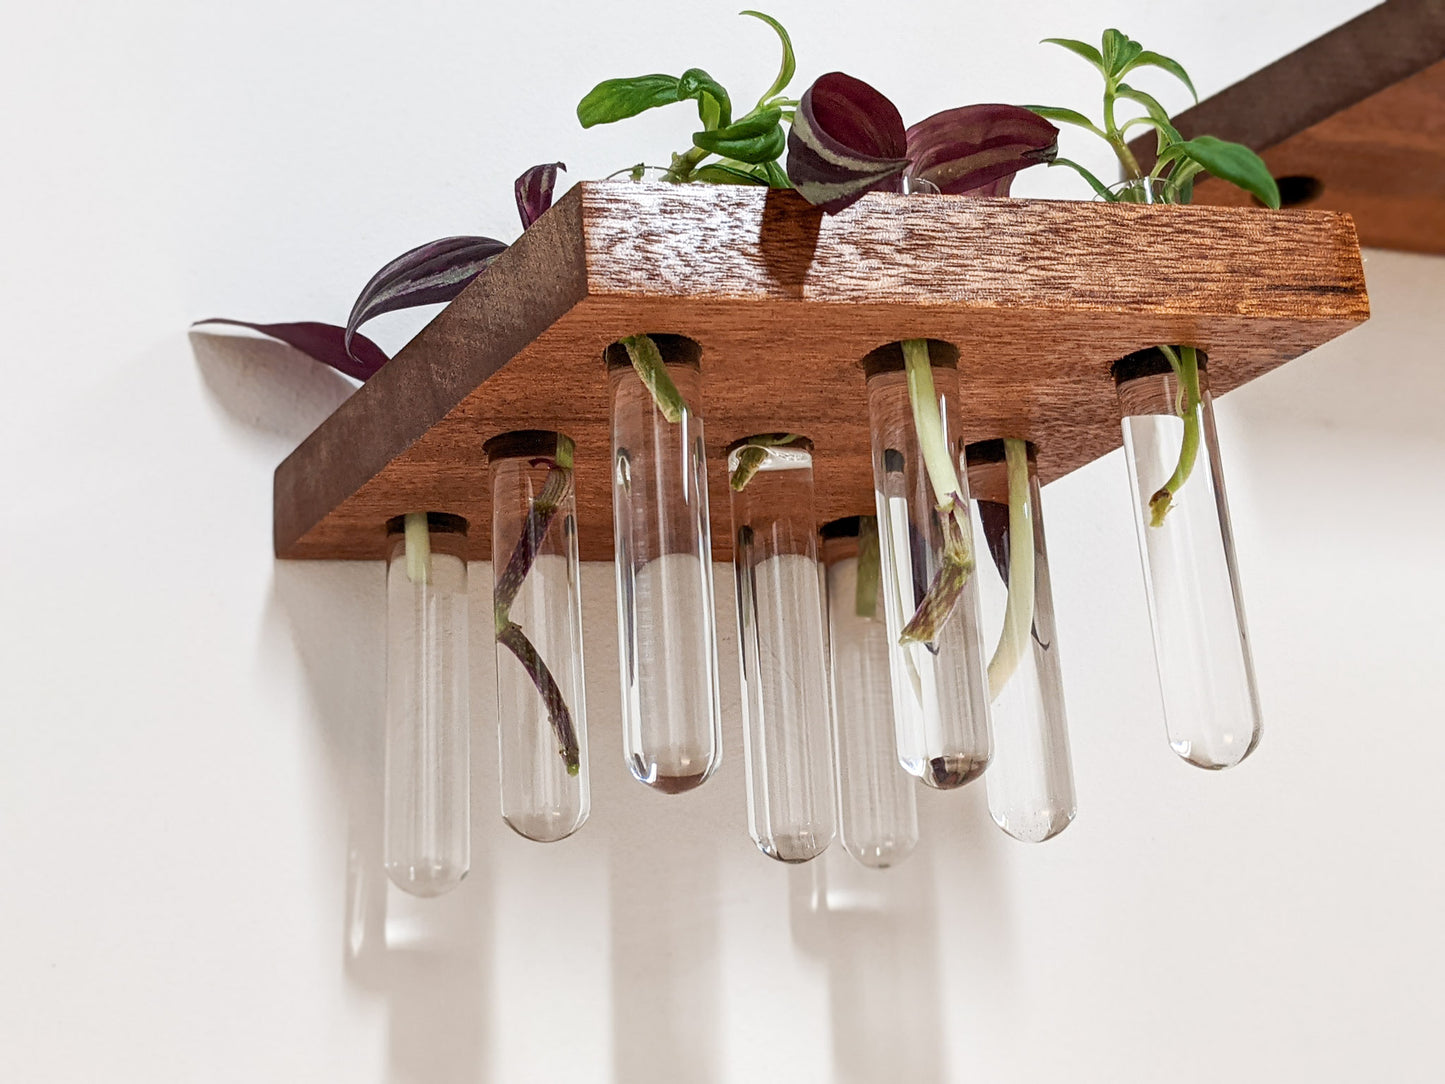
[1260,175,1324,208]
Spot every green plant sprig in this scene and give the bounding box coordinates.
[1026,29,1280,209]
[1028,30,1273,525]
[577,10,796,188]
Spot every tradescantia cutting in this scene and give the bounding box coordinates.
[1026,28,1280,527]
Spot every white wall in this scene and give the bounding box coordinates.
[4,2,1442,1081]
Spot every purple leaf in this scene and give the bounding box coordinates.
[977,499,1012,583]
[190,318,389,381]
[515,161,566,228]
[905,105,1059,196]
[786,72,910,213]
[344,235,508,358]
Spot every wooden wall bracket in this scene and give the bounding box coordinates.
[1130,0,1445,253]
[272,181,1368,562]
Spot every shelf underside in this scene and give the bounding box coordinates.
[273,182,1368,562]
[1133,0,1445,253]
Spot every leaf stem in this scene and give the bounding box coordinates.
[1148,345,1202,526]
[403,512,431,584]
[728,433,802,491]
[986,439,1036,699]
[898,339,974,644]
[621,334,689,422]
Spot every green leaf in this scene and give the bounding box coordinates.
[693,162,769,185]
[760,158,792,189]
[693,114,786,163]
[1041,37,1104,74]
[741,10,795,104]
[577,74,681,129]
[1125,50,1198,102]
[1049,156,1115,200]
[1122,115,1184,156]
[1115,83,1181,143]
[679,68,732,129]
[1101,29,1143,78]
[1023,104,1105,136]
[1177,135,1280,207]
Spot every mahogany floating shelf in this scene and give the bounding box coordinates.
[1130,0,1445,253]
[273,181,1368,562]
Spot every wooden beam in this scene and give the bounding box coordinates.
[1130,0,1445,252]
[273,181,1368,562]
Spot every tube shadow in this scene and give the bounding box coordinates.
[790,782,1016,1083]
[271,561,495,1084]
[790,847,948,1083]
[585,565,727,1084]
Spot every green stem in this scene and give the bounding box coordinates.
[898,339,974,644]
[1148,345,1202,527]
[1103,85,1145,181]
[662,145,711,183]
[620,334,689,423]
[985,439,1036,699]
[854,515,880,619]
[403,512,431,585]
[728,433,802,491]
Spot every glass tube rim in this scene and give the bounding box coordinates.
[1110,346,1211,386]
[482,428,574,463]
[602,332,703,371]
[860,338,960,377]
[964,438,1039,466]
[725,432,815,457]
[384,511,469,538]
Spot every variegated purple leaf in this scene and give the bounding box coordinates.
[515,162,566,228]
[190,318,389,381]
[786,72,909,214]
[904,105,1059,196]
[344,235,508,358]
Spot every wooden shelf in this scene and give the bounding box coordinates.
[1130,0,1445,253]
[273,181,1368,562]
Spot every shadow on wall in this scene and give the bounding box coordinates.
[189,329,356,445]
[232,334,1012,1082]
[272,561,496,1084]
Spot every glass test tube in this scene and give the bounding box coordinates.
[384,512,470,896]
[966,439,1076,842]
[728,436,837,863]
[487,431,589,843]
[864,339,992,789]
[821,516,920,869]
[607,334,722,793]
[1115,348,1263,770]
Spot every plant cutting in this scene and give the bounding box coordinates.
[492,433,582,773]
[783,69,1059,646]
[1026,28,1280,525]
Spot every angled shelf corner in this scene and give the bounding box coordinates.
[1129,0,1445,253]
[273,181,1368,562]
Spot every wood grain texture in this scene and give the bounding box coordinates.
[273,181,1368,562]
[1129,0,1445,253]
